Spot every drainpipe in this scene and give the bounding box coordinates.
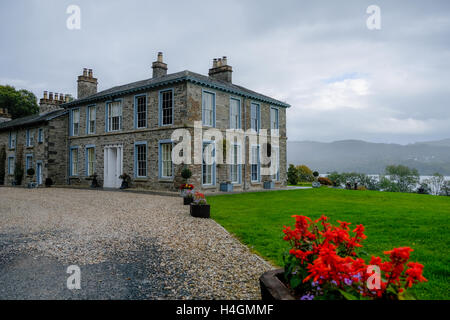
[243,96,247,190]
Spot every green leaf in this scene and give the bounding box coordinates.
[338,289,360,300]
[398,290,417,300]
[290,276,303,289]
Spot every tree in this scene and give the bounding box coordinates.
[0,85,39,119]
[296,165,314,182]
[384,165,419,193]
[287,164,299,185]
[426,173,446,196]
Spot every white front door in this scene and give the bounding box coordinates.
[103,145,123,188]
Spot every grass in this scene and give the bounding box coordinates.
[207,188,450,300]
[288,182,313,187]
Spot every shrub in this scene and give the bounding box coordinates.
[287,164,299,185]
[181,167,192,181]
[283,215,427,300]
[313,171,319,178]
[318,177,332,186]
[296,165,314,182]
[27,168,35,176]
[384,165,419,193]
[425,173,446,196]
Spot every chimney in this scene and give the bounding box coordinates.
[209,56,233,83]
[77,68,98,99]
[152,52,168,78]
[39,90,66,114]
[0,107,12,123]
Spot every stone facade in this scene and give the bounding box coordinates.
[0,53,289,192]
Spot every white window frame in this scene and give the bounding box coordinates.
[87,105,96,134]
[71,109,80,136]
[230,143,242,184]
[202,90,216,127]
[270,107,279,130]
[70,147,79,176]
[202,141,216,186]
[86,146,95,176]
[250,102,260,132]
[251,145,261,183]
[159,142,173,179]
[229,97,241,129]
[107,101,122,132]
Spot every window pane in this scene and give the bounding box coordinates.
[136,144,147,177]
[202,143,215,184]
[87,148,95,176]
[161,143,172,177]
[203,92,214,126]
[137,96,147,128]
[161,91,173,125]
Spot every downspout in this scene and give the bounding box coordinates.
[243,96,247,190]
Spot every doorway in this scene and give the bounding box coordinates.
[103,145,123,188]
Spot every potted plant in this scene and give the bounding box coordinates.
[90,173,100,188]
[181,166,192,182]
[26,168,36,188]
[179,183,194,197]
[183,189,194,205]
[119,173,131,189]
[260,215,427,300]
[190,192,210,218]
[220,180,233,192]
[264,179,275,189]
[45,177,53,188]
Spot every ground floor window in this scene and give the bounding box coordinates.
[230,144,241,184]
[271,147,280,181]
[251,145,260,182]
[202,142,215,185]
[135,143,147,178]
[70,148,78,176]
[86,147,95,176]
[160,143,173,178]
[26,154,33,171]
[8,156,14,175]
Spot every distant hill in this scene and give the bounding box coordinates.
[287,139,450,175]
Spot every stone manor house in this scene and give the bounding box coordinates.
[0,53,289,192]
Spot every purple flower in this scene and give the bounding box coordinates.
[300,293,314,300]
[311,281,319,287]
[331,280,337,286]
[344,278,353,286]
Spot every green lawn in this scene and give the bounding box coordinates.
[207,188,450,300]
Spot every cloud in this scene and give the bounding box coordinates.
[0,0,449,144]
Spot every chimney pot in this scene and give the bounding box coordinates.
[43,91,48,99]
[49,92,53,100]
[209,56,233,83]
[83,68,88,77]
[88,69,93,78]
[152,51,168,78]
[65,94,70,102]
[157,52,163,63]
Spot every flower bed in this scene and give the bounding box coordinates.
[263,215,427,300]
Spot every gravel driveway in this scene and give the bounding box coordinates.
[0,187,272,299]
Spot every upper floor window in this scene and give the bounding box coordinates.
[251,103,260,132]
[9,132,16,149]
[230,98,241,129]
[159,142,173,179]
[135,95,147,129]
[134,142,147,178]
[70,147,78,176]
[87,106,96,134]
[86,146,95,176]
[71,109,80,136]
[38,128,44,143]
[270,107,279,130]
[26,129,34,147]
[107,101,122,132]
[159,90,173,126]
[202,91,215,127]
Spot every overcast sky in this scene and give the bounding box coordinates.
[1,0,449,144]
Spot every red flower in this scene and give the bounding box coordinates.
[405,262,427,288]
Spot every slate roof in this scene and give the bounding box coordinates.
[0,109,68,132]
[63,70,291,108]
